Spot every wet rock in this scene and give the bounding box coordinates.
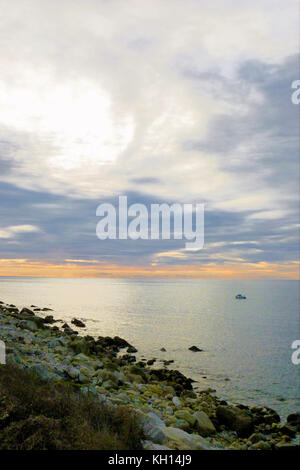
[71,318,86,328]
[112,336,131,349]
[149,369,194,391]
[96,335,133,352]
[216,405,254,438]
[188,345,203,352]
[43,315,56,324]
[121,354,136,364]
[127,346,138,354]
[20,308,35,316]
[147,359,156,366]
[162,360,174,366]
[6,307,19,314]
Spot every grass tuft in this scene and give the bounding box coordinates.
[0,363,144,450]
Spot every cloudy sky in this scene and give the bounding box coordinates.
[0,0,299,278]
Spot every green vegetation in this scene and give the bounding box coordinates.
[0,363,144,450]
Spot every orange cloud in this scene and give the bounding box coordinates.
[0,258,298,279]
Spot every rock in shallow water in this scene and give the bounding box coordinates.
[188,345,203,352]
[71,318,86,328]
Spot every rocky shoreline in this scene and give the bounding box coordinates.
[0,300,299,451]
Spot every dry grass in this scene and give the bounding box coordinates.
[0,363,144,450]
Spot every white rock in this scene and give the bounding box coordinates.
[158,426,215,450]
[172,396,181,407]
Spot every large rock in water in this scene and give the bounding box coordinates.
[216,405,254,437]
[193,411,216,436]
[71,318,86,328]
[188,345,203,352]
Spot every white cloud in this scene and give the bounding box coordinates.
[0,0,298,216]
[0,225,40,239]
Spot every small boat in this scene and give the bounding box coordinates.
[235,294,246,299]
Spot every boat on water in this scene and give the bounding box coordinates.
[235,294,246,299]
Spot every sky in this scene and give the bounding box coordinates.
[0,0,299,279]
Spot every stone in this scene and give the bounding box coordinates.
[143,441,171,450]
[112,336,131,349]
[127,346,138,353]
[175,410,196,427]
[248,432,266,444]
[279,424,296,438]
[216,405,254,438]
[193,410,216,436]
[17,320,38,332]
[250,441,272,451]
[147,412,166,427]
[287,412,300,428]
[147,359,156,366]
[43,315,55,324]
[159,426,214,450]
[121,354,136,363]
[275,441,300,451]
[172,396,181,407]
[188,345,203,352]
[144,425,166,445]
[71,318,86,328]
[175,418,190,431]
[20,308,35,316]
[65,366,80,380]
[134,410,165,445]
[251,406,280,426]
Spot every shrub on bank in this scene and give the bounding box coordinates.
[0,363,144,450]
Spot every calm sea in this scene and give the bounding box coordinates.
[0,277,299,419]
